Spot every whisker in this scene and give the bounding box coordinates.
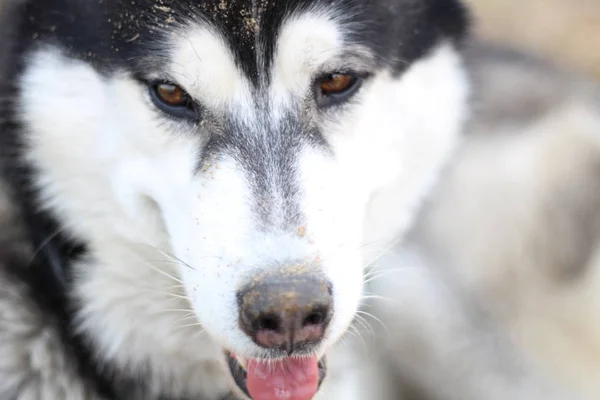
[126,250,184,284]
[132,241,198,272]
[363,235,407,269]
[352,314,374,340]
[131,286,191,301]
[356,310,389,336]
[173,313,199,328]
[165,284,187,291]
[362,266,420,280]
[162,308,195,313]
[347,323,371,361]
[157,248,197,272]
[359,294,392,302]
[28,224,70,266]
[348,323,368,353]
[336,335,350,350]
[173,313,199,325]
[176,322,205,330]
[191,329,209,341]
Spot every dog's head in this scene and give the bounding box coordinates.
[8,0,469,398]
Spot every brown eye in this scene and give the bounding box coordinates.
[149,81,198,120]
[315,72,363,107]
[320,74,356,95]
[155,83,187,106]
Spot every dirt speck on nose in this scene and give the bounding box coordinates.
[200,162,211,172]
[242,290,261,308]
[296,226,307,238]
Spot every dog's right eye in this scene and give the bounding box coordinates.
[149,81,198,120]
[314,72,364,108]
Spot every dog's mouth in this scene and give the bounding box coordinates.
[226,352,327,400]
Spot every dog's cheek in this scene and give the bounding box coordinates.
[157,158,260,349]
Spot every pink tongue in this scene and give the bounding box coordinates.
[246,357,319,400]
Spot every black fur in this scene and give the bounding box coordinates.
[15,0,469,77]
[0,0,470,398]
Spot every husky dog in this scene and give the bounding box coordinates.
[0,0,470,399]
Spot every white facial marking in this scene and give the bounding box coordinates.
[170,27,254,114]
[271,12,342,104]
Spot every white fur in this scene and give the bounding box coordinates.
[17,9,468,398]
[360,44,470,264]
[270,12,343,105]
[169,26,254,112]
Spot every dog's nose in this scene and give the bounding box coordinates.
[237,270,333,354]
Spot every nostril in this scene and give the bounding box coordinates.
[256,314,280,332]
[302,304,330,327]
[302,311,324,327]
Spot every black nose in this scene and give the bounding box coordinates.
[237,270,334,355]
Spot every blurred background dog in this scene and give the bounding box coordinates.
[364,2,600,399]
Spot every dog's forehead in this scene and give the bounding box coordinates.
[160,6,361,108]
[20,0,468,78]
[129,0,376,83]
[166,1,352,85]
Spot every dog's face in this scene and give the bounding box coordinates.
[11,0,469,398]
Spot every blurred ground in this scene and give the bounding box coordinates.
[466,0,600,81]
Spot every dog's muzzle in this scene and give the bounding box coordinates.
[230,267,333,400]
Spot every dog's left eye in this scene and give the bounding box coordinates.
[149,81,198,120]
[315,73,362,107]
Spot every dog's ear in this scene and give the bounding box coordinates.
[364,0,471,74]
[426,0,471,45]
[394,0,471,53]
